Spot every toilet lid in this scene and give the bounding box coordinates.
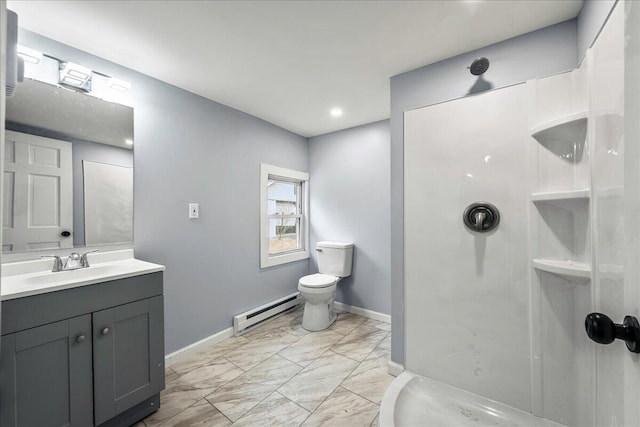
[299,274,336,288]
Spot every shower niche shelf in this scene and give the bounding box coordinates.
[532,258,591,283]
[531,189,590,203]
[530,111,588,144]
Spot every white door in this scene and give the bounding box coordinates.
[3,131,73,252]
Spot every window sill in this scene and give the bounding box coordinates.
[261,249,309,268]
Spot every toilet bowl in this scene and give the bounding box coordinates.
[298,241,354,331]
[298,274,339,331]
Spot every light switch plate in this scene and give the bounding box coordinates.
[189,203,199,219]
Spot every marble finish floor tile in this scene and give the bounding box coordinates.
[165,367,180,384]
[370,413,380,427]
[143,388,204,427]
[278,330,343,366]
[242,311,302,340]
[203,336,251,358]
[157,399,231,427]
[142,311,390,427]
[341,348,394,404]
[232,392,310,427]
[376,334,391,352]
[331,325,389,362]
[301,387,379,426]
[363,318,391,332]
[278,350,359,411]
[144,360,243,426]
[171,359,244,394]
[224,329,299,371]
[278,314,312,337]
[171,336,250,375]
[328,312,367,336]
[206,355,302,422]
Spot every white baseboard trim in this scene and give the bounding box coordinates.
[334,301,391,323]
[165,327,233,367]
[388,360,405,377]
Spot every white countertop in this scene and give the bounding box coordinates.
[1,249,165,301]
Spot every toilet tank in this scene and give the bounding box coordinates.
[317,241,354,277]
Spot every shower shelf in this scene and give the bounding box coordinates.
[530,111,588,144]
[531,189,590,203]
[532,258,591,282]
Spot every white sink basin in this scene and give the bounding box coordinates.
[23,265,125,285]
[1,250,165,301]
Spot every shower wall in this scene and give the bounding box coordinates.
[404,5,626,426]
[404,84,532,411]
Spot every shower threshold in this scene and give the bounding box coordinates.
[380,371,565,427]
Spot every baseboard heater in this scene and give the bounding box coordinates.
[233,292,303,336]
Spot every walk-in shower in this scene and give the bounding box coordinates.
[381,3,640,426]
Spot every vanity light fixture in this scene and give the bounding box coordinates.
[59,62,92,92]
[108,78,131,92]
[124,139,133,146]
[16,45,42,64]
[330,108,343,117]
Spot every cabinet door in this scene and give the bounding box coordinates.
[0,315,93,427]
[93,296,164,425]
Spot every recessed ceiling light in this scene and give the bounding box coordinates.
[124,139,134,146]
[330,108,343,117]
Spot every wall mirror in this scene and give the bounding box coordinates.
[3,46,134,253]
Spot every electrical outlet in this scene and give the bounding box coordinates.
[189,203,199,219]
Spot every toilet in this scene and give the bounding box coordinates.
[298,241,354,331]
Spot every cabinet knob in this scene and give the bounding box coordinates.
[101,327,110,336]
[76,334,86,343]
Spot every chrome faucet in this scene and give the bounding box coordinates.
[42,250,99,272]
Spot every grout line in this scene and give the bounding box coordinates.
[221,356,248,373]
[276,351,307,369]
[200,397,234,425]
[274,392,314,418]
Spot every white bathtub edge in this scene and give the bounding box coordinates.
[379,371,414,427]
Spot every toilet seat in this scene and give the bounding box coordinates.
[298,273,337,288]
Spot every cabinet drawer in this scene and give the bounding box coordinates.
[2,272,163,335]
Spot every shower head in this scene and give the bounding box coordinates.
[469,57,490,76]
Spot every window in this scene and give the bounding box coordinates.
[260,164,309,268]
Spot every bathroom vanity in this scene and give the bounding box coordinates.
[0,250,165,427]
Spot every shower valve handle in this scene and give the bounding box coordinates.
[585,313,640,353]
[463,202,500,233]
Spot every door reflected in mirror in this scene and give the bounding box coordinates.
[4,48,133,253]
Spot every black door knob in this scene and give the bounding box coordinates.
[585,313,640,353]
[61,231,71,237]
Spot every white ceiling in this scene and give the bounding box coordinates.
[7,1,583,137]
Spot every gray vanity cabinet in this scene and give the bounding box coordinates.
[93,296,164,426]
[0,272,164,427]
[0,315,94,427]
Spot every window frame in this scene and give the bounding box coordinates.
[260,163,309,268]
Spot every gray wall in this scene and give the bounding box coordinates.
[18,29,309,353]
[577,0,618,59]
[389,20,579,365]
[308,120,390,315]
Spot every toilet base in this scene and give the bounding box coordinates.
[301,302,337,331]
